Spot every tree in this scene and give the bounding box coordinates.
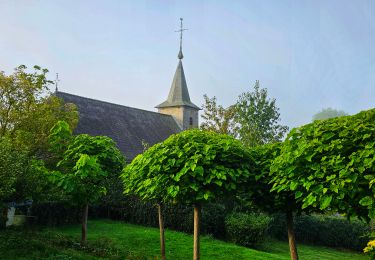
[235,80,288,147]
[48,121,125,244]
[0,65,78,158]
[0,138,25,208]
[270,108,375,221]
[122,129,254,260]
[200,94,237,136]
[241,143,301,260]
[312,107,348,121]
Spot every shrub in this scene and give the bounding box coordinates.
[30,202,82,226]
[225,212,271,247]
[101,196,227,237]
[268,213,370,251]
[364,239,375,259]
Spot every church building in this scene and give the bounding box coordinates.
[56,20,199,161]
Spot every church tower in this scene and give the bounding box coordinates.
[156,18,200,130]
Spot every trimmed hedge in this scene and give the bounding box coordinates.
[269,213,370,251]
[30,202,82,226]
[30,198,370,251]
[225,212,271,247]
[106,197,227,238]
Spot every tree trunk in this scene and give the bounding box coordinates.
[157,204,166,260]
[286,209,298,260]
[193,204,201,260]
[81,204,88,245]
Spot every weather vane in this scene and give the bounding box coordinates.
[175,18,188,59]
[55,73,60,92]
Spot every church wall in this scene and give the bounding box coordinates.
[182,107,199,129]
[158,106,198,130]
[158,107,184,129]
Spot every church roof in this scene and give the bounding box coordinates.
[56,91,181,161]
[156,60,200,110]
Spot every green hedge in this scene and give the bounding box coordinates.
[268,213,370,251]
[30,202,82,226]
[31,199,370,251]
[225,212,271,247]
[107,197,227,238]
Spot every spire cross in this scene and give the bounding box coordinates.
[55,73,60,92]
[175,18,188,59]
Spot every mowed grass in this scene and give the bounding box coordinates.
[0,219,369,260]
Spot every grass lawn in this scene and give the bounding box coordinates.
[0,219,369,260]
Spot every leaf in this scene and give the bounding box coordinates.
[290,181,298,191]
[359,196,373,206]
[295,191,303,199]
[320,195,332,210]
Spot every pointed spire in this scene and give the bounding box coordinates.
[156,60,199,109]
[155,18,199,110]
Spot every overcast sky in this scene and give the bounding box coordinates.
[1,0,374,129]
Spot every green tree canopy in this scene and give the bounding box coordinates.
[234,80,288,147]
[122,129,255,259]
[312,107,348,121]
[48,121,125,243]
[200,94,237,137]
[270,108,375,220]
[0,65,78,158]
[122,129,254,204]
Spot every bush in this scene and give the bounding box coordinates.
[30,202,82,226]
[268,213,370,251]
[100,196,227,237]
[225,212,271,247]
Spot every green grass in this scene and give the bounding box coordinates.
[0,219,369,259]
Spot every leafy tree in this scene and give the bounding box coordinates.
[48,121,125,244]
[200,94,237,136]
[239,143,301,260]
[270,108,375,232]
[235,80,288,147]
[0,138,23,203]
[122,129,254,260]
[0,65,78,158]
[0,137,50,227]
[312,107,348,121]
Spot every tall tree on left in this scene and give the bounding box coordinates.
[48,121,125,244]
[0,65,78,159]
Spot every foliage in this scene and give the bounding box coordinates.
[0,138,21,201]
[364,240,375,259]
[0,65,78,158]
[30,201,82,226]
[104,197,227,237]
[48,121,125,206]
[200,94,238,137]
[313,107,348,121]
[270,108,375,220]
[244,143,295,213]
[2,219,367,260]
[122,129,255,205]
[234,80,288,147]
[225,212,271,247]
[269,213,370,251]
[0,137,50,204]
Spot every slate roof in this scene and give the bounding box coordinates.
[156,60,200,110]
[56,91,182,161]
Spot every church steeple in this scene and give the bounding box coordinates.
[156,18,200,130]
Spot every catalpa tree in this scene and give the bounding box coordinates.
[270,108,375,220]
[48,121,125,244]
[122,129,255,260]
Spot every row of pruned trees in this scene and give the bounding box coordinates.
[122,108,375,260]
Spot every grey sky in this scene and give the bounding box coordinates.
[1,0,374,129]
